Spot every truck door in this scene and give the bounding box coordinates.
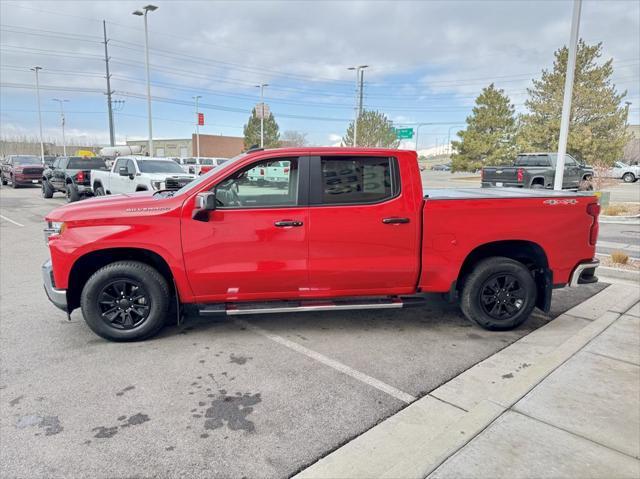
[306,155,420,296]
[563,155,580,188]
[52,157,67,190]
[181,156,309,302]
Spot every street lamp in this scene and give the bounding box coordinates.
[193,95,202,159]
[132,4,158,156]
[52,98,69,156]
[31,66,45,164]
[255,84,268,148]
[347,65,368,147]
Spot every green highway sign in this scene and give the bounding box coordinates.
[394,127,414,139]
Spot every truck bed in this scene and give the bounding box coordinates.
[424,187,596,200]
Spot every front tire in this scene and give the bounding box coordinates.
[623,172,636,183]
[80,261,170,341]
[460,257,537,331]
[10,176,19,188]
[42,180,54,198]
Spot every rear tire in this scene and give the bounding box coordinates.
[460,257,537,331]
[1,177,7,186]
[66,184,80,202]
[80,261,170,341]
[42,180,54,198]
[94,186,106,196]
[531,183,544,189]
[623,172,636,183]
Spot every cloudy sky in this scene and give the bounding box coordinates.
[1,0,638,149]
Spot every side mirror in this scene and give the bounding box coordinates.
[118,167,129,177]
[192,191,216,222]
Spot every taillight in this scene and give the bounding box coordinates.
[283,167,289,173]
[480,169,484,181]
[76,171,85,182]
[517,168,524,182]
[260,168,265,176]
[587,202,600,246]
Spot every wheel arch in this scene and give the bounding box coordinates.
[456,240,552,312]
[67,247,176,312]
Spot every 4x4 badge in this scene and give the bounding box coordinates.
[543,199,578,205]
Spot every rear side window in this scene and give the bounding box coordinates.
[314,156,397,205]
[515,156,551,167]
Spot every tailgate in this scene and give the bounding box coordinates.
[482,167,518,182]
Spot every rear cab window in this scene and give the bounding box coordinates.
[514,155,551,167]
[310,156,399,205]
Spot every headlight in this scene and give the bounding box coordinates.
[151,180,165,190]
[44,221,66,243]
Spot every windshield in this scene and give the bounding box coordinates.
[13,156,41,165]
[172,153,247,196]
[68,157,108,170]
[138,160,186,174]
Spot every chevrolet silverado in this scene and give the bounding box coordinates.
[43,147,600,341]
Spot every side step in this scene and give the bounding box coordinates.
[198,296,426,316]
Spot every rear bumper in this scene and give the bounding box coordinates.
[481,182,523,188]
[569,259,600,287]
[42,259,68,312]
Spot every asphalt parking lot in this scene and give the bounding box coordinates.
[0,185,607,478]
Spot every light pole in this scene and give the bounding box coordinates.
[446,124,465,156]
[31,66,45,164]
[193,95,202,159]
[554,0,582,190]
[255,83,268,148]
[347,65,368,147]
[132,4,158,156]
[52,98,69,156]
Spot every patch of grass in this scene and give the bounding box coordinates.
[610,250,629,265]
[603,204,626,216]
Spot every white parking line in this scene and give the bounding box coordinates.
[0,214,24,227]
[235,319,417,404]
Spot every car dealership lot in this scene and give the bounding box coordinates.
[1,185,607,478]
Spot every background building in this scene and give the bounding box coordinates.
[125,134,244,158]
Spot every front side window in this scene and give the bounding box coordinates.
[317,156,395,205]
[215,157,298,208]
[114,158,128,172]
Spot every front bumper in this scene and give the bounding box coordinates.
[42,259,68,312]
[569,259,600,287]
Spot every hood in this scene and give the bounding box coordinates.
[45,191,180,223]
[146,173,196,182]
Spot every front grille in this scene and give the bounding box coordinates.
[165,177,193,190]
[22,167,43,175]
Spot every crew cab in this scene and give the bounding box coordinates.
[91,156,196,195]
[1,155,44,188]
[482,153,594,190]
[42,148,601,342]
[42,156,109,202]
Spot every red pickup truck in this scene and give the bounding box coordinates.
[42,147,600,341]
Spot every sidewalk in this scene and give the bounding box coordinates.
[296,283,640,479]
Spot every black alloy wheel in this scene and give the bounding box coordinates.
[479,273,526,320]
[97,279,151,329]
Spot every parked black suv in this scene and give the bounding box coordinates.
[42,156,108,202]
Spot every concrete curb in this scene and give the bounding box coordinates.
[599,216,640,225]
[599,266,640,282]
[294,284,640,479]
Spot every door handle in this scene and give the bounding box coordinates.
[274,220,303,227]
[382,217,410,224]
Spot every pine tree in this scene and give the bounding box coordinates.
[451,84,517,172]
[519,40,629,166]
[342,110,399,148]
[243,107,280,149]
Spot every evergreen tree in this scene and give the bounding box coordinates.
[243,107,280,149]
[519,40,629,166]
[342,110,399,148]
[451,84,517,172]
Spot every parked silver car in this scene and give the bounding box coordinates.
[606,161,639,183]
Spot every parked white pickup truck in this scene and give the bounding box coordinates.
[91,156,196,195]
